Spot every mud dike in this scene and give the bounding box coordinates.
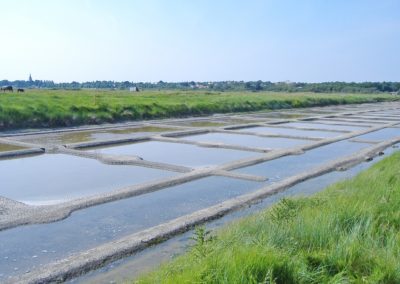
[0,102,399,283]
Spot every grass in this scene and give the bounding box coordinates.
[136,151,400,283]
[0,89,398,130]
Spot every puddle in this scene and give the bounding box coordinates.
[0,154,175,204]
[355,128,400,141]
[11,126,177,145]
[0,177,260,280]
[313,119,384,125]
[87,141,257,168]
[234,140,370,181]
[362,114,400,118]
[236,126,340,138]
[294,110,336,114]
[246,112,307,119]
[161,120,228,128]
[106,126,176,134]
[72,144,400,284]
[188,121,227,127]
[159,120,226,127]
[170,118,263,127]
[13,131,94,145]
[346,115,400,121]
[182,132,311,149]
[0,143,27,152]
[218,118,270,124]
[280,122,367,132]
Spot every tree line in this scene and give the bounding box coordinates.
[1,79,399,93]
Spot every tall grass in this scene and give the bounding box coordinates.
[0,89,397,130]
[137,151,400,283]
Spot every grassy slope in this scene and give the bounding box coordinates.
[0,89,398,130]
[137,151,400,284]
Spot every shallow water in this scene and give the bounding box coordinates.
[188,121,227,127]
[11,126,177,145]
[354,127,400,141]
[346,115,400,121]
[162,119,240,127]
[293,110,337,114]
[236,126,340,138]
[0,143,27,152]
[234,140,370,181]
[245,112,307,119]
[87,141,258,168]
[280,121,368,132]
[0,177,260,280]
[313,118,384,125]
[0,154,176,204]
[362,113,400,118]
[217,118,268,124]
[182,132,311,149]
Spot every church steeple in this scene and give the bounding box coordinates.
[29,74,33,82]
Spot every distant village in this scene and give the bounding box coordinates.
[1,75,399,94]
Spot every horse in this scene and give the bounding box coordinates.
[17,88,25,93]
[1,86,13,92]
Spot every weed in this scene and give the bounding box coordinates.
[136,152,400,283]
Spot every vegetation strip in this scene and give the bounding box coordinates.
[0,90,397,130]
[138,150,400,283]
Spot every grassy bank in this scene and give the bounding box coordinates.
[137,151,400,283]
[0,89,397,130]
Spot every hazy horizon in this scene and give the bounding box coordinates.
[1,0,399,83]
[2,78,399,85]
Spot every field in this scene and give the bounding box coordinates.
[137,151,400,283]
[0,89,398,130]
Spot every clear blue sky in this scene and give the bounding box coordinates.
[1,0,399,82]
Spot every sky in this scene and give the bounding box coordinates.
[0,0,399,83]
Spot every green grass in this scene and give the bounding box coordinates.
[136,151,400,284]
[0,89,398,130]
